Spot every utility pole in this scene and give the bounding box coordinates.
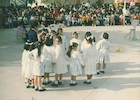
[26,0,28,7]
[123,0,126,25]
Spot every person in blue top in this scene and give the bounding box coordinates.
[28,22,38,42]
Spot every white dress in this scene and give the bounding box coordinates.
[69,50,84,76]
[53,44,68,74]
[96,39,110,63]
[24,51,34,79]
[83,44,97,75]
[81,39,88,52]
[81,39,95,52]
[21,50,28,76]
[30,49,45,76]
[70,38,82,52]
[43,45,54,73]
[59,35,68,51]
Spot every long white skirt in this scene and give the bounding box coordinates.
[53,59,68,74]
[25,59,34,79]
[96,50,110,63]
[44,60,53,73]
[70,60,82,76]
[84,59,96,75]
[33,61,45,76]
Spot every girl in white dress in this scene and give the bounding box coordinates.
[81,32,96,52]
[69,32,82,52]
[42,34,55,85]
[30,41,46,91]
[51,36,68,87]
[67,42,84,86]
[21,42,30,85]
[96,32,110,74]
[24,43,35,88]
[82,35,97,84]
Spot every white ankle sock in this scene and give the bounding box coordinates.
[59,80,62,83]
[97,70,100,72]
[43,79,46,83]
[26,83,29,86]
[70,80,73,84]
[39,87,43,90]
[35,86,38,89]
[47,78,50,81]
[55,81,58,84]
[87,80,91,82]
[73,81,76,84]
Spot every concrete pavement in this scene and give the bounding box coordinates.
[0,26,140,100]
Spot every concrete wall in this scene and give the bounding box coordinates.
[0,0,10,6]
[104,0,114,3]
[41,0,99,5]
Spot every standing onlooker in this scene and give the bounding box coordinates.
[8,16,13,28]
[110,12,115,25]
[28,22,38,42]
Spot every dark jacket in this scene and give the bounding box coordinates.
[28,29,38,42]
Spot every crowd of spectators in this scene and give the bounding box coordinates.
[0,1,140,28]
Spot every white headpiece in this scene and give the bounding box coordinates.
[86,35,94,40]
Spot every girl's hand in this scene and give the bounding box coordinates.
[52,62,55,66]
[82,65,85,68]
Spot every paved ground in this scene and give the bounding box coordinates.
[0,26,140,100]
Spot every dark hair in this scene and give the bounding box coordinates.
[55,36,62,43]
[36,41,44,57]
[85,31,96,42]
[103,32,109,39]
[38,29,42,34]
[58,28,63,32]
[66,42,78,57]
[40,32,46,42]
[73,31,78,36]
[51,30,56,34]
[31,21,38,28]
[29,43,35,51]
[24,43,30,51]
[42,28,49,34]
[46,35,53,46]
[86,37,93,44]
[86,35,96,44]
[85,31,91,38]
[18,21,23,26]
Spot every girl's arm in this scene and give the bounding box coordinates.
[53,46,61,63]
[96,40,101,51]
[82,49,87,64]
[31,49,42,63]
[78,52,85,66]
